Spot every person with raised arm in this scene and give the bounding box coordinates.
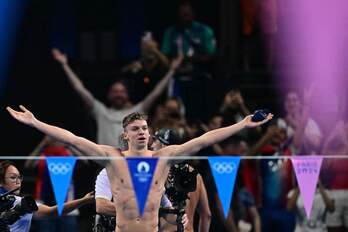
[52,48,183,147]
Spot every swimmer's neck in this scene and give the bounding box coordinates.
[123,148,153,157]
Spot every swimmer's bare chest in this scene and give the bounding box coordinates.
[104,158,170,232]
[106,158,170,210]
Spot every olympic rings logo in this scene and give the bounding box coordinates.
[212,162,236,174]
[48,162,72,175]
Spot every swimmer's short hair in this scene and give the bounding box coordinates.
[122,112,148,129]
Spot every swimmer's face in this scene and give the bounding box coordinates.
[124,120,150,150]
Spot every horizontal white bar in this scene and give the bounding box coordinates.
[0,155,347,160]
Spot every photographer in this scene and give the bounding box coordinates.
[151,128,211,232]
[0,161,94,232]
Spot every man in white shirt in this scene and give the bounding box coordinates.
[52,48,183,147]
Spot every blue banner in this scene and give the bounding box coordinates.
[208,156,240,218]
[127,158,158,216]
[46,157,77,216]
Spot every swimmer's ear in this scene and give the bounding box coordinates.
[121,132,129,141]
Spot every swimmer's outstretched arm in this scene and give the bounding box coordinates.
[157,114,273,157]
[7,105,110,157]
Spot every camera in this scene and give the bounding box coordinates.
[163,163,198,232]
[165,163,198,204]
[92,214,116,232]
[0,191,16,212]
[0,188,38,231]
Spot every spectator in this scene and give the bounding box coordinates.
[122,32,170,102]
[52,48,182,147]
[220,89,252,125]
[161,1,216,120]
[219,89,261,141]
[287,180,334,232]
[321,120,348,232]
[277,90,322,155]
[249,124,295,232]
[151,97,193,141]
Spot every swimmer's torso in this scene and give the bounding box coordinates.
[105,153,170,232]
